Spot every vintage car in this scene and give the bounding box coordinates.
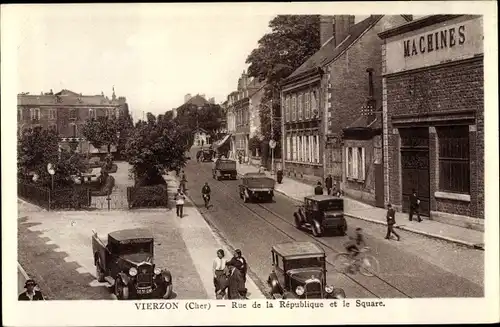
[92,228,173,300]
[212,159,237,180]
[267,242,346,299]
[294,195,346,237]
[238,172,275,202]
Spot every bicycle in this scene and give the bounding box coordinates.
[333,247,380,277]
[203,193,211,208]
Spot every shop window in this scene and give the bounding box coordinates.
[438,126,470,194]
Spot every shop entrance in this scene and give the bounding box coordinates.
[399,128,430,216]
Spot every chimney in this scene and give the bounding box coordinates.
[184,93,192,103]
[334,15,355,46]
[201,94,206,99]
[320,15,335,47]
[362,68,376,120]
[209,97,215,104]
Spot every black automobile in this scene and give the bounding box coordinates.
[268,242,346,299]
[294,195,346,237]
[92,228,173,300]
[238,172,275,202]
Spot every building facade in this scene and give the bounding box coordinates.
[226,71,264,160]
[17,88,129,154]
[193,128,211,147]
[281,15,412,194]
[379,15,484,230]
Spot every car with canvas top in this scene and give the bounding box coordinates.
[91,228,173,300]
[238,172,275,202]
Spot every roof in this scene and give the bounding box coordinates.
[287,15,413,81]
[185,94,209,107]
[193,128,209,134]
[305,194,341,202]
[108,228,153,242]
[272,242,325,258]
[18,89,123,106]
[378,15,463,39]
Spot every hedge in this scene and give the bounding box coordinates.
[127,184,168,208]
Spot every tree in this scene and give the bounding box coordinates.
[125,113,188,186]
[174,103,224,148]
[17,127,86,187]
[81,116,119,153]
[246,15,321,165]
[116,112,134,158]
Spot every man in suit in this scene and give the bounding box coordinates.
[325,175,333,195]
[409,189,422,222]
[18,279,44,301]
[385,204,401,241]
[314,181,324,195]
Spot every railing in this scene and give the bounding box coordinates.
[90,193,129,210]
[18,183,51,209]
[18,182,91,210]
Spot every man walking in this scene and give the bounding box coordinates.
[325,174,333,195]
[175,188,186,218]
[314,181,324,195]
[409,189,422,222]
[385,204,400,241]
[225,261,246,300]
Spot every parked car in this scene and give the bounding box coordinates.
[91,228,173,300]
[212,159,237,180]
[294,195,346,237]
[238,172,275,202]
[267,241,346,299]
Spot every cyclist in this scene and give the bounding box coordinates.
[344,227,366,273]
[202,182,211,208]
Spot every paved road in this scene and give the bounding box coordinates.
[184,155,483,298]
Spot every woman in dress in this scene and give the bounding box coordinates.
[213,249,227,299]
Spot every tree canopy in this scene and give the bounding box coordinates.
[17,127,86,186]
[174,103,224,147]
[125,113,188,186]
[81,116,119,153]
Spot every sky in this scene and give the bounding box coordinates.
[7,4,430,120]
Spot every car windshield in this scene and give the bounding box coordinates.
[321,200,343,211]
[286,256,324,270]
[117,242,152,254]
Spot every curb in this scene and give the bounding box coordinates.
[18,262,30,281]
[344,213,484,251]
[18,198,47,212]
[236,169,484,251]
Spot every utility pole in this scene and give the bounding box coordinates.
[270,87,275,175]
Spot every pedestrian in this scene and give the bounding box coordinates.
[18,279,44,301]
[228,249,247,283]
[325,174,333,195]
[409,189,422,222]
[225,261,246,300]
[314,181,324,195]
[385,204,401,241]
[175,188,185,218]
[213,249,227,299]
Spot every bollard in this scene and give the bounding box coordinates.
[107,196,111,211]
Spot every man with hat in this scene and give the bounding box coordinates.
[225,261,246,299]
[18,279,44,301]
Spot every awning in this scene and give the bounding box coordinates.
[213,134,231,149]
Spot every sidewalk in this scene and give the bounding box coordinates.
[236,162,484,250]
[164,172,265,299]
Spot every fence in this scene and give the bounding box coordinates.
[18,182,91,210]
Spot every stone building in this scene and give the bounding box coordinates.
[17,88,129,154]
[193,128,211,147]
[378,15,484,230]
[280,15,412,198]
[225,71,264,160]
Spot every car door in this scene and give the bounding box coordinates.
[92,233,108,272]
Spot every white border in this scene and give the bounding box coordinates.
[2,2,499,326]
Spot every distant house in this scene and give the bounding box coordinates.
[193,128,211,147]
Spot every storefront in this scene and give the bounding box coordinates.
[379,15,484,230]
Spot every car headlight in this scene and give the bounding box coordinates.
[325,285,334,293]
[154,267,161,275]
[129,267,137,276]
[295,286,304,296]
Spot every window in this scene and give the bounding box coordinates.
[438,126,470,194]
[71,124,78,137]
[106,108,114,118]
[291,94,297,121]
[285,96,290,122]
[49,124,58,133]
[69,109,77,120]
[89,109,96,119]
[48,109,57,120]
[345,147,366,180]
[315,135,319,163]
[30,108,40,121]
[286,135,291,160]
[311,89,317,113]
[305,92,310,119]
[18,108,23,121]
[298,136,302,161]
[298,93,303,120]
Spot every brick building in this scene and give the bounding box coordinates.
[378,15,484,230]
[280,15,412,201]
[225,71,264,160]
[17,88,129,154]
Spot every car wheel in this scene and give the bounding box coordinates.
[115,279,129,300]
[163,284,173,299]
[95,259,105,282]
[293,213,301,228]
[332,288,346,299]
[312,221,322,237]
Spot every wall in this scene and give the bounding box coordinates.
[385,58,483,219]
[249,87,265,138]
